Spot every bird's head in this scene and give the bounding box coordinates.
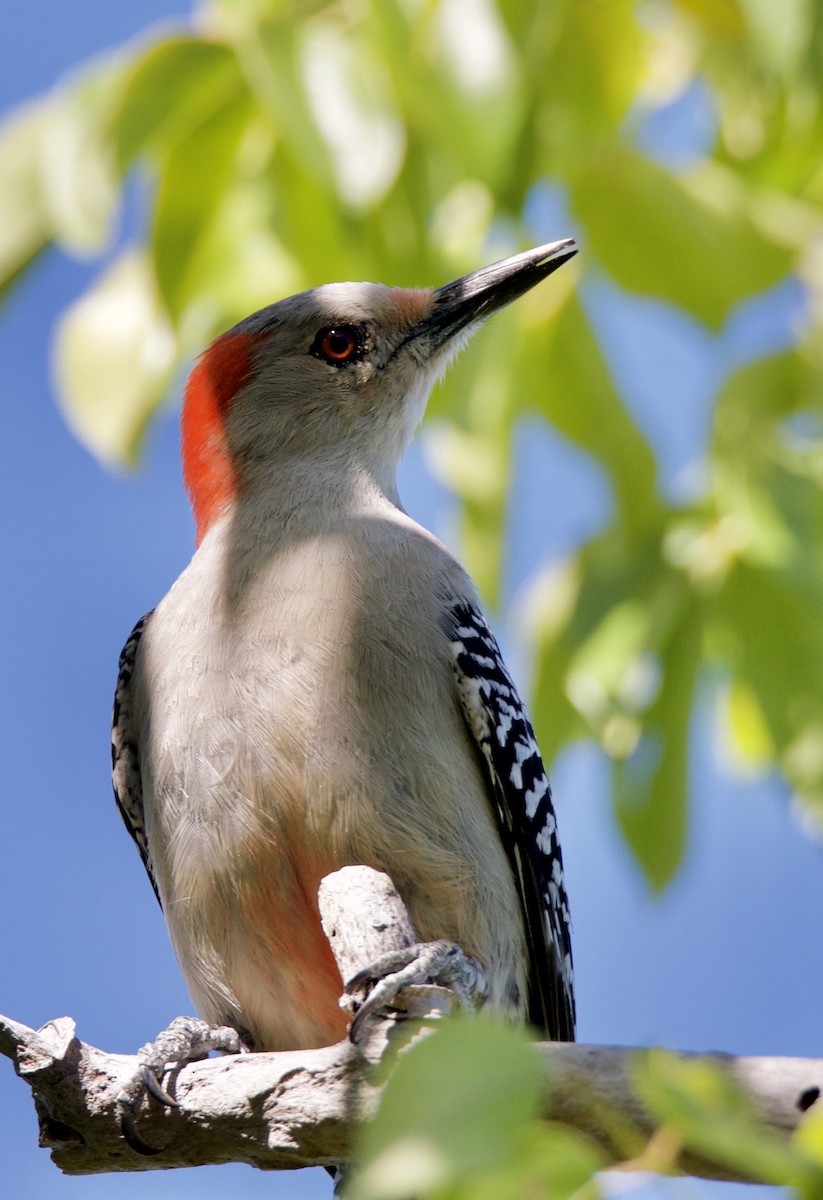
[182,238,577,542]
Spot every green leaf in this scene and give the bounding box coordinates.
[568,149,794,328]
[424,310,522,605]
[714,350,818,440]
[38,67,122,256]
[0,76,120,295]
[532,291,661,538]
[633,1048,804,1185]
[0,98,56,296]
[444,1122,605,1200]
[297,21,406,208]
[615,590,703,889]
[267,142,369,281]
[167,178,304,344]
[718,678,775,772]
[534,545,698,887]
[528,528,674,771]
[713,562,823,750]
[792,1105,823,1178]
[670,0,746,39]
[514,1123,605,1200]
[526,556,590,763]
[710,561,823,826]
[151,86,253,319]
[112,37,243,169]
[351,1016,543,1200]
[53,250,176,467]
[242,15,337,188]
[516,0,646,140]
[736,0,813,78]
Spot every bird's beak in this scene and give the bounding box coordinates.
[420,238,578,351]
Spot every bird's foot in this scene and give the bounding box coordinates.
[344,940,488,1043]
[117,1015,246,1155]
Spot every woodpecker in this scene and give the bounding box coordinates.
[112,241,577,1081]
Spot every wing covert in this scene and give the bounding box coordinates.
[444,600,575,1040]
[112,611,161,906]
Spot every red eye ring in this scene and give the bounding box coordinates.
[311,325,362,366]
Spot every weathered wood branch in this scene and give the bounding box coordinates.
[1,867,820,1181]
[3,1013,821,1180]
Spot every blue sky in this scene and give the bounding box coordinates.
[1,6,820,1200]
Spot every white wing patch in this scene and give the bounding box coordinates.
[446,603,575,1037]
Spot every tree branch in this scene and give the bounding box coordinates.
[1,867,820,1180]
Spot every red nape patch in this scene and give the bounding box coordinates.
[181,331,255,544]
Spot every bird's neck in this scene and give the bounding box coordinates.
[204,454,404,548]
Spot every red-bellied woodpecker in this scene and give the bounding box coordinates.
[112,241,577,1123]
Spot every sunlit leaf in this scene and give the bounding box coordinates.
[523,555,589,762]
[151,88,253,318]
[247,15,337,188]
[713,562,823,751]
[735,0,813,78]
[0,76,120,292]
[443,1121,606,1200]
[529,530,671,770]
[718,678,775,772]
[538,0,647,132]
[169,179,304,345]
[568,148,794,328]
[0,98,56,296]
[531,291,660,538]
[301,22,405,207]
[425,309,524,604]
[634,1048,804,1184]
[112,36,242,169]
[39,67,122,256]
[267,143,366,282]
[516,1123,605,1200]
[671,0,746,39]
[352,1016,543,1200]
[53,250,176,467]
[615,590,703,889]
[792,1104,823,1180]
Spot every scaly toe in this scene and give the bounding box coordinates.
[345,940,488,1042]
[117,1016,247,1155]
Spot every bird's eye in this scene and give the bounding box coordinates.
[311,325,363,366]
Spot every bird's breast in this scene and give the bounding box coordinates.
[132,512,524,1046]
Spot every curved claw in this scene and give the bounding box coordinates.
[117,1016,248,1155]
[348,965,411,1044]
[140,1064,179,1108]
[120,1111,167,1157]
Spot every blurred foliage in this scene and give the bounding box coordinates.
[2,2,823,898]
[344,1014,823,1198]
[349,1016,606,1200]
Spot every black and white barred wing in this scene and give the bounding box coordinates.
[445,601,575,1041]
[111,611,161,905]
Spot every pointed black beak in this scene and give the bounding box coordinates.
[422,238,577,349]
